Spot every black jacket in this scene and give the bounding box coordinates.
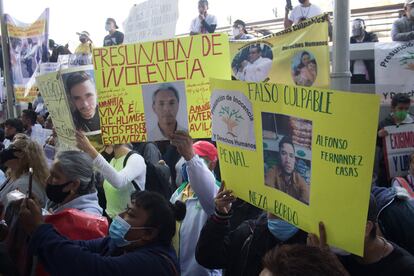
[350,31,378,84]
[195,213,307,276]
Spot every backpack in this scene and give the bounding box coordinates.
[123,150,173,199]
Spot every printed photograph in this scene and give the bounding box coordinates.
[291,51,318,87]
[142,81,189,141]
[62,69,101,134]
[262,112,312,205]
[232,43,273,82]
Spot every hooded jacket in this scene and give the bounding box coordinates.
[52,191,102,215]
[29,224,179,276]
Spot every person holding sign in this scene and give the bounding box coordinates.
[265,136,310,205]
[146,83,188,141]
[170,134,221,276]
[376,93,414,186]
[190,0,217,35]
[65,72,100,133]
[196,184,307,276]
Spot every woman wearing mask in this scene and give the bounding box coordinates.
[0,135,48,209]
[195,184,307,276]
[76,131,146,219]
[231,20,254,40]
[19,191,185,276]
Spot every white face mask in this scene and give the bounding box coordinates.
[105,24,112,32]
[232,27,240,37]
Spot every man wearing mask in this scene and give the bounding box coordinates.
[103,18,124,46]
[391,0,414,41]
[75,31,93,54]
[284,0,323,29]
[350,19,378,84]
[3,119,23,149]
[231,19,254,40]
[196,185,307,276]
[376,93,414,186]
[190,0,217,35]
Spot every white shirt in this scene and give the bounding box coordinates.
[93,153,146,191]
[289,4,323,24]
[147,123,188,142]
[238,56,273,82]
[190,14,217,34]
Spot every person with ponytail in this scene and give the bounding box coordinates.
[18,191,185,276]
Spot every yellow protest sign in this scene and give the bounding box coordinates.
[210,78,380,256]
[230,14,330,88]
[93,34,231,144]
[36,72,77,149]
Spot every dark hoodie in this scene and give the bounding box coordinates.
[29,224,179,276]
[372,186,414,255]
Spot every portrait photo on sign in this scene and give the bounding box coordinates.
[291,51,318,87]
[142,81,189,141]
[62,69,101,135]
[262,113,312,205]
[231,43,273,82]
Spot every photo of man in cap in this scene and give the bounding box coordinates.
[103,18,124,46]
[75,31,93,54]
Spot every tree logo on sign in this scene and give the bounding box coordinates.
[219,106,244,137]
[400,51,414,71]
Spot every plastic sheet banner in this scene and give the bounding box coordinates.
[230,14,329,88]
[6,9,49,103]
[123,0,178,44]
[210,78,380,256]
[375,42,414,104]
[384,124,414,179]
[93,33,231,144]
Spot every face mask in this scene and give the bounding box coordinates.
[79,37,87,43]
[267,218,299,241]
[109,215,154,247]
[46,181,72,203]
[394,110,408,121]
[233,27,240,37]
[352,27,363,37]
[105,24,111,32]
[299,0,306,4]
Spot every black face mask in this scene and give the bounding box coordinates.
[46,181,72,203]
[0,147,20,164]
[299,0,306,4]
[79,38,87,43]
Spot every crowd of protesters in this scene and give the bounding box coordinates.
[0,0,414,275]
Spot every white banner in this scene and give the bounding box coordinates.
[123,0,179,44]
[375,42,414,104]
[384,124,414,179]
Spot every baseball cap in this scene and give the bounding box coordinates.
[76,31,90,37]
[405,0,414,6]
[106,18,119,29]
[193,141,218,163]
[233,19,246,28]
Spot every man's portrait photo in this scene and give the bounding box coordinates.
[262,113,312,205]
[232,43,273,82]
[143,81,188,141]
[63,70,100,134]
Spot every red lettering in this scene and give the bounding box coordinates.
[202,35,211,56]
[211,34,223,55]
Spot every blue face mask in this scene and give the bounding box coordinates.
[109,215,155,247]
[109,215,132,247]
[267,218,299,241]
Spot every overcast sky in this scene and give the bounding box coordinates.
[3,0,401,50]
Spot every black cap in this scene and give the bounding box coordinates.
[106,18,119,29]
[233,19,246,28]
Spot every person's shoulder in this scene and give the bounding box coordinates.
[310,4,323,13]
[388,243,414,272]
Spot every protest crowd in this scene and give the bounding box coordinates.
[1,0,414,275]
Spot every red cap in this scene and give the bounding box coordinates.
[193,141,218,163]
